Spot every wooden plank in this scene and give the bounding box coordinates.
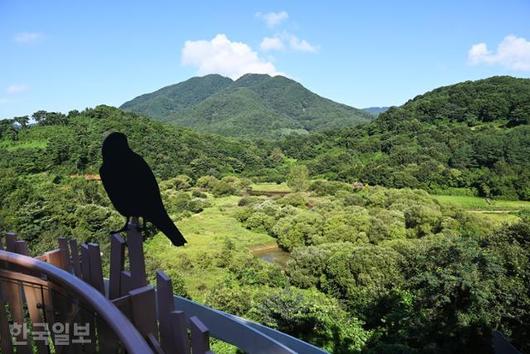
[120,271,132,297]
[77,244,98,353]
[1,279,32,354]
[111,294,132,319]
[169,311,190,354]
[156,271,177,353]
[146,333,165,354]
[0,299,14,354]
[58,237,72,273]
[80,244,90,283]
[0,269,48,287]
[127,223,147,290]
[5,233,17,252]
[190,316,210,354]
[68,239,81,277]
[40,279,56,339]
[14,240,28,256]
[45,249,66,270]
[109,234,125,300]
[22,283,48,354]
[87,243,105,294]
[75,300,97,353]
[128,285,158,340]
[90,240,120,354]
[96,317,120,354]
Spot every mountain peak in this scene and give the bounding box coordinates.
[121,74,372,138]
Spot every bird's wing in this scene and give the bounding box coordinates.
[129,152,165,213]
[100,163,131,216]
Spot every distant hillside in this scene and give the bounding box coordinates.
[279,76,530,200]
[121,74,372,138]
[377,76,530,130]
[363,106,390,116]
[0,105,275,179]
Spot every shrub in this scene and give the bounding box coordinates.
[278,192,307,207]
[310,179,352,196]
[191,189,207,198]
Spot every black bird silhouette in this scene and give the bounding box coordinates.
[99,132,187,246]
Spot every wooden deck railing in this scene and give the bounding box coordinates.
[0,224,215,354]
[0,222,328,354]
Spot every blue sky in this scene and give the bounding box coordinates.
[1,0,530,118]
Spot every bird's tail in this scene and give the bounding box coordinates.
[150,213,187,246]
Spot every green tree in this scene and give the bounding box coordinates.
[287,164,309,192]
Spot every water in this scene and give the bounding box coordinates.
[252,246,290,266]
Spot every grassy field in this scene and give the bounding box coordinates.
[250,182,291,192]
[0,139,48,150]
[144,195,274,301]
[433,194,530,211]
[433,194,529,225]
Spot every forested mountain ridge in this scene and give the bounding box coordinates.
[0,105,277,179]
[1,76,528,201]
[279,76,530,200]
[377,76,530,129]
[121,74,373,138]
[120,74,233,120]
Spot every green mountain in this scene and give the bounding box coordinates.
[377,76,530,129]
[120,74,233,120]
[0,105,274,180]
[279,76,530,200]
[121,74,373,138]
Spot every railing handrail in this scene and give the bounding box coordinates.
[0,249,154,354]
[171,295,328,354]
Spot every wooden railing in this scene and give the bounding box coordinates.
[0,223,214,353]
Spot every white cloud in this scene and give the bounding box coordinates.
[468,34,530,71]
[6,84,30,95]
[260,33,318,53]
[260,36,285,51]
[256,11,288,28]
[13,32,43,44]
[181,34,281,79]
[288,35,318,53]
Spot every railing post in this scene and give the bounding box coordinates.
[190,316,211,354]
[109,234,125,300]
[127,220,147,289]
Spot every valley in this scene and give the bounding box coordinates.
[0,75,529,353]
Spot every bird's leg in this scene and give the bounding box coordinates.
[110,217,130,234]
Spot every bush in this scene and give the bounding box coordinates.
[244,212,275,233]
[309,179,352,196]
[272,211,323,251]
[212,180,238,196]
[248,287,370,354]
[196,175,219,189]
[278,192,307,207]
[191,189,207,198]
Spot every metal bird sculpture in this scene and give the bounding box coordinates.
[99,132,187,246]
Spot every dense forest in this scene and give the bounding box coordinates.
[279,76,530,200]
[1,75,529,353]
